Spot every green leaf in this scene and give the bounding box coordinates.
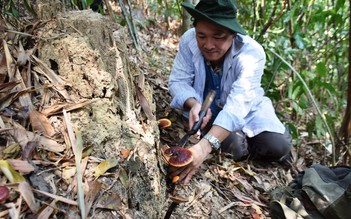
[285,122,299,139]
[119,167,129,188]
[335,0,346,12]
[10,7,19,17]
[294,33,305,49]
[325,114,336,135]
[292,101,305,116]
[330,14,343,26]
[321,82,337,95]
[87,0,95,6]
[81,0,87,9]
[23,0,36,16]
[316,62,327,78]
[315,116,326,138]
[0,160,26,183]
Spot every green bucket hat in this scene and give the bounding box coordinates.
[182,0,246,35]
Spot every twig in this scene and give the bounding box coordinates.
[126,0,140,48]
[182,185,211,212]
[209,182,231,201]
[219,201,247,214]
[67,23,83,36]
[36,167,58,176]
[33,189,78,206]
[0,209,9,218]
[117,0,140,51]
[6,29,66,40]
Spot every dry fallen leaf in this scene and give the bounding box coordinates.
[7,159,35,174]
[84,180,102,217]
[120,148,131,159]
[18,181,39,213]
[250,203,263,219]
[135,83,155,121]
[29,110,56,137]
[96,192,123,210]
[16,41,28,66]
[62,166,76,182]
[0,49,8,83]
[2,116,65,153]
[41,99,98,116]
[37,199,56,219]
[94,158,118,179]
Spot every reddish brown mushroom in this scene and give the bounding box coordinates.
[0,185,10,203]
[158,118,172,129]
[161,146,193,167]
[161,146,193,219]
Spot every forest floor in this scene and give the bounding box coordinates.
[0,4,332,219]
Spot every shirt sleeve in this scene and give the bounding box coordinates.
[168,29,202,110]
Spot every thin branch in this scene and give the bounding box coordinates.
[117,0,141,51]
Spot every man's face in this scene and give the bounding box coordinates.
[195,20,235,64]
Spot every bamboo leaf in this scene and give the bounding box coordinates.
[37,200,56,219]
[94,159,118,179]
[18,181,40,213]
[7,159,35,174]
[29,110,56,137]
[84,180,101,217]
[73,130,85,219]
[0,159,26,183]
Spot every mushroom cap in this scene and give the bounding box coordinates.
[161,146,193,167]
[158,118,172,129]
[172,175,180,183]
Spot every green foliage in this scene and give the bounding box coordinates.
[237,0,349,162]
[72,0,94,10]
[2,0,20,17]
[146,0,182,21]
[1,0,36,18]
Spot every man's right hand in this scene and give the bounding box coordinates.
[189,103,212,133]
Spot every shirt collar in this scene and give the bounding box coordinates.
[231,34,245,57]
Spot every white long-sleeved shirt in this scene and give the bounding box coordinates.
[168,28,285,137]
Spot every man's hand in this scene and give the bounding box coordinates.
[189,104,212,135]
[168,139,212,185]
